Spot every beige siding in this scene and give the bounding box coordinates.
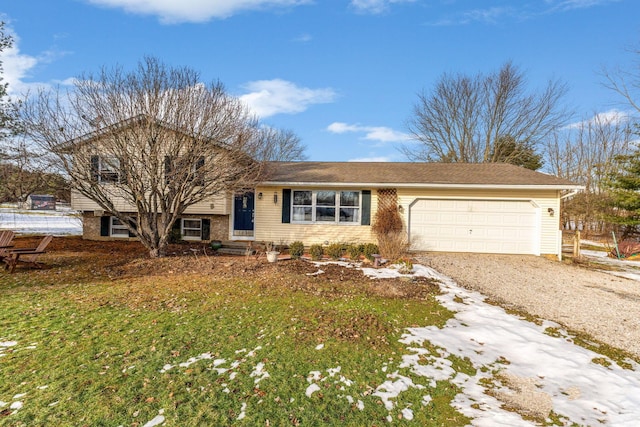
[254,186,377,245]
[71,189,136,212]
[254,186,563,257]
[72,189,230,215]
[184,193,230,215]
[396,188,562,256]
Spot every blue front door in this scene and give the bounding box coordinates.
[233,192,254,236]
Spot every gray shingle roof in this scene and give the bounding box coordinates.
[264,162,580,188]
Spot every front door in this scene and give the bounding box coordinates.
[233,192,255,237]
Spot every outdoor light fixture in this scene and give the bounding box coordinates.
[258,192,263,200]
[548,208,555,216]
[273,192,278,204]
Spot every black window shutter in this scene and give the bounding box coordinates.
[172,218,182,241]
[100,216,110,236]
[91,155,100,182]
[195,157,205,186]
[128,217,137,237]
[282,189,291,223]
[164,156,172,185]
[119,157,127,184]
[361,190,371,225]
[201,218,211,240]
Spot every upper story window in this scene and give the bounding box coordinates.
[291,190,361,224]
[164,156,205,186]
[91,155,121,184]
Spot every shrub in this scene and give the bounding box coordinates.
[372,205,404,236]
[325,242,345,260]
[346,244,362,260]
[309,244,324,261]
[288,241,305,260]
[396,257,414,274]
[362,243,379,262]
[168,228,182,244]
[377,231,410,261]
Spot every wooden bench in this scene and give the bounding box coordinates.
[3,235,53,274]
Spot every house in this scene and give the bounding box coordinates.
[24,194,57,211]
[72,160,581,259]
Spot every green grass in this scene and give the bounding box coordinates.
[0,268,470,426]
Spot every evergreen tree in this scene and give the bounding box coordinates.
[0,22,19,146]
[605,138,640,236]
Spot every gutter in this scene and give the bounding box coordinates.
[261,181,584,191]
[560,189,582,200]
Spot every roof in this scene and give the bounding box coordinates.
[263,162,581,190]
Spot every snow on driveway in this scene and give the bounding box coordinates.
[365,264,640,426]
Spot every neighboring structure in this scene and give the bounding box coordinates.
[25,194,57,211]
[72,161,581,259]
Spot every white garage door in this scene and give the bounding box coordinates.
[409,199,539,254]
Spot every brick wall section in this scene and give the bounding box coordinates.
[81,211,229,242]
[82,212,104,240]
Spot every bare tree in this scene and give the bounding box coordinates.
[403,62,570,167]
[252,127,307,161]
[0,138,50,203]
[21,56,272,257]
[544,114,633,236]
[602,48,640,115]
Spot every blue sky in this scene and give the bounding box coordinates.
[1,0,638,162]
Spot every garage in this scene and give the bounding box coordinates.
[409,199,539,255]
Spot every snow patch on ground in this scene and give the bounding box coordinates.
[368,263,640,425]
[0,207,82,236]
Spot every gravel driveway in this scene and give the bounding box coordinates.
[416,253,640,358]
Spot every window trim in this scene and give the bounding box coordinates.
[110,216,130,238]
[181,218,203,241]
[98,156,120,184]
[291,190,362,225]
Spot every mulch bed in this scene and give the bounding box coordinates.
[6,236,440,301]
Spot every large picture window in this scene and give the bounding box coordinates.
[291,190,361,224]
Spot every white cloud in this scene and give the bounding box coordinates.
[239,79,336,118]
[564,109,633,129]
[0,28,39,96]
[350,0,415,14]
[545,0,620,12]
[84,0,311,24]
[0,24,72,96]
[293,33,312,43]
[348,156,393,162]
[429,1,619,26]
[327,121,411,143]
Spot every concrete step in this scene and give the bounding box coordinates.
[217,247,255,256]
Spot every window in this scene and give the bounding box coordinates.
[182,218,202,241]
[110,217,130,237]
[292,190,312,222]
[98,156,120,183]
[339,191,360,223]
[164,156,205,186]
[291,190,361,224]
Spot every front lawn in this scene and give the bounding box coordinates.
[0,237,470,426]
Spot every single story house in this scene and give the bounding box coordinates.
[24,194,57,211]
[73,161,581,259]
